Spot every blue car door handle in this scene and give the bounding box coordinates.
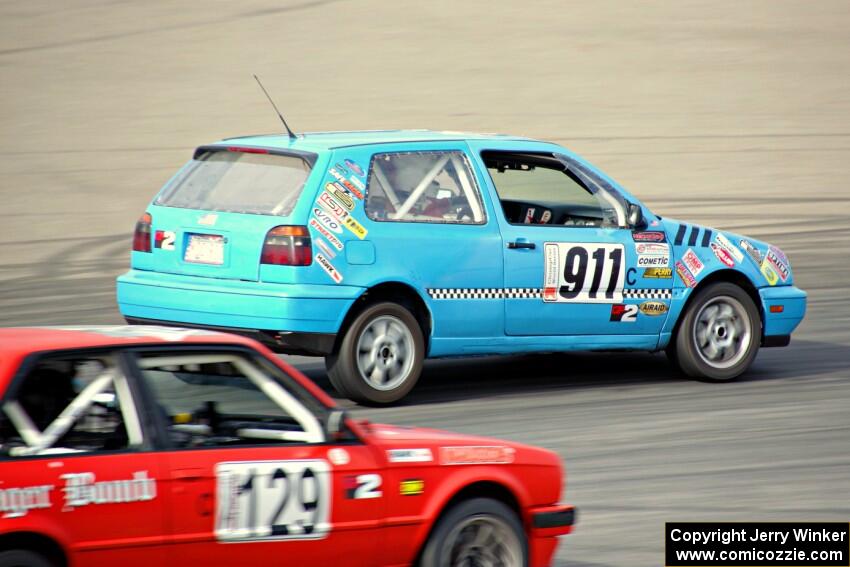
[508,241,536,250]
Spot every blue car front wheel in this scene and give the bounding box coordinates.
[670,282,762,381]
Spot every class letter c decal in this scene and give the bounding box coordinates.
[626,267,637,286]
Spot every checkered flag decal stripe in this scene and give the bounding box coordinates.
[428,288,671,300]
[622,288,673,299]
[427,288,505,300]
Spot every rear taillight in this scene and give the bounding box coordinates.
[133,212,152,253]
[261,226,312,266]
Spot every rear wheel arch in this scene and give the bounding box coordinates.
[337,281,432,353]
[0,532,66,567]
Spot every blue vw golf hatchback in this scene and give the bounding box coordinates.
[117,130,806,404]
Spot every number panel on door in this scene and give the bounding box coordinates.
[543,242,625,303]
[215,459,331,542]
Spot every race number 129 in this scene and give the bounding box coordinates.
[215,460,331,542]
[544,242,625,303]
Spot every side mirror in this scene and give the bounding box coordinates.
[627,203,645,229]
[324,408,348,441]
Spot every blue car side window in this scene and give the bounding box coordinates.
[365,151,486,225]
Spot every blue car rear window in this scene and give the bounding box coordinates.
[155,150,313,216]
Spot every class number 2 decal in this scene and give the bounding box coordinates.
[346,473,382,499]
[544,243,625,303]
[215,460,331,542]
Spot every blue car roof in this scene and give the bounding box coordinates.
[217,130,535,151]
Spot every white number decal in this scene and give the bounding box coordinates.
[161,230,176,250]
[353,474,382,499]
[544,242,625,303]
[622,304,638,322]
[215,460,331,541]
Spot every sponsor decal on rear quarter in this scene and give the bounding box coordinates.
[313,207,343,234]
[316,253,343,283]
[309,218,344,250]
[343,216,368,240]
[344,158,365,177]
[329,168,364,199]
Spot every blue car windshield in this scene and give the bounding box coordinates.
[155,150,313,216]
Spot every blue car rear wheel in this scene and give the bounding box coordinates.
[326,301,424,405]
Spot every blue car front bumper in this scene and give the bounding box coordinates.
[759,285,807,344]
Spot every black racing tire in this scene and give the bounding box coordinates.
[669,282,761,381]
[420,497,527,567]
[325,301,424,405]
[0,550,54,567]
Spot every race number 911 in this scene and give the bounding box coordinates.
[215,460,331,542]
[544,242,625,303]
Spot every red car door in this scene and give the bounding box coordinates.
[0,349,169,567]
[129,347,383,566]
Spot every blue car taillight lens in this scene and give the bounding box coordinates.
[132,212,152,253]
[261,225,312,266]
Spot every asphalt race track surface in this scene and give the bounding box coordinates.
[1,2,849,564]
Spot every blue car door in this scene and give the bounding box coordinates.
[468,143,673,340]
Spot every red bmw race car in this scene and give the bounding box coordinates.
[0,326,575,567]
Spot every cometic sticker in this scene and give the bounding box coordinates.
[636,242,670,268]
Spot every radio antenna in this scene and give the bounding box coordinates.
[253,74,296,140]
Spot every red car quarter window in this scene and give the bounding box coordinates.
[1,353,144,457]
[134,351,324,448]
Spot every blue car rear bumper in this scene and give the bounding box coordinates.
[117,269,362,352]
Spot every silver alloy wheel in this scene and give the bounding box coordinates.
[439,514,523,567]
[355,315,415,391]
[692,295,752,369]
